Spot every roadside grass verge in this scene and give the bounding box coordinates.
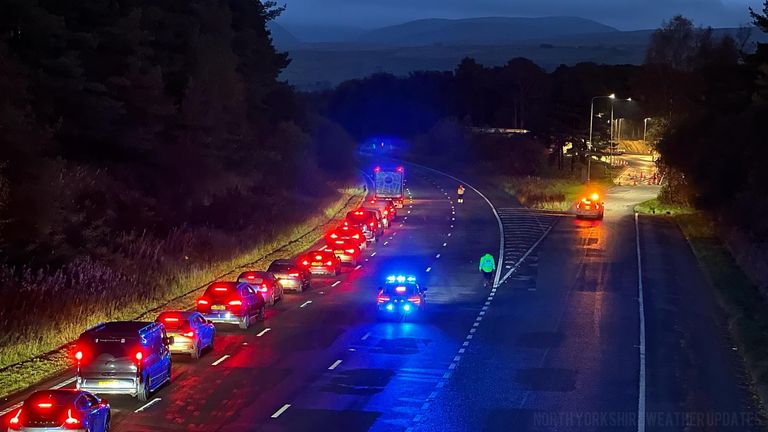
[0,183,365,399]
[497,162,614,211]
[676,212,768,409]
[634,198,695,216]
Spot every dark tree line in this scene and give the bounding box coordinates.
[0,0,357,270]
[647,11,768,239]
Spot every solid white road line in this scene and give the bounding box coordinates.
[135,398,161,413]
[256,328,271,337]
[211,355,230,366]
[300,300,312,308]
[355,264,362,270]
[371,252,377,256]
[328,360,343,370]
[426,267,432,272]
[271,404,291,419]
[331,281,341,287]
[635,212,647,432]
[0,402,22,417]
[319,245,327,251]
[361,332,371,340]
[50,377,77,389]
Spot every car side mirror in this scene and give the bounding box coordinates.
[163,336,174,346]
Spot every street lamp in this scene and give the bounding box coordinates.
[643,117,652,142]
[587,93,615,183]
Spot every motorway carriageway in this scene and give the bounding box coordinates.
[0,165,762,431]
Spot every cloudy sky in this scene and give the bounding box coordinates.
[278,0,763,30]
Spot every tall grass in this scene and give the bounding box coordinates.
[0,183,364,393]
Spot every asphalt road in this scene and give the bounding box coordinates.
[1,165,763,432]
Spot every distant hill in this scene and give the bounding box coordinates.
[268,22,301,49]
[357,16,619,46]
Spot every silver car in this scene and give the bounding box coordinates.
[7,389,110,432]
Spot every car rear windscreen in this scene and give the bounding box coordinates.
[268,263,293,272]
[88,337,140,358]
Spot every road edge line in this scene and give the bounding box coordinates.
[401,161,505,287]
[635,212,647,432]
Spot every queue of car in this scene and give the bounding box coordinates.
[5,197,403,431]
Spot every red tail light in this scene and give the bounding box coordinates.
[330,233,338,239]
[229,300,243,306]
[164,317,179,322]
[408,296,421,304]
[74,350,83,362]
[8,409,21,429]
[369,222,374,227]
[183,331,194,337]
[345,249,356,254]
[377,295,390,303]
[135,351,143,362]
[197,298,209,305]
[36,403,52,409]
[326,260,333,266]
[288,272,300,277]
[214,287,228,292]
[397,166,404,172]
[258,285,268,293]
[301,260,309,266]
[63,409,82,429]
[246,275,256,280]
[352,234,360,239]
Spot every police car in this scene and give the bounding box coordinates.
[376,275,427,316]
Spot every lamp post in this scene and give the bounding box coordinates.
[643,117,651,142]
[587,93,615,183]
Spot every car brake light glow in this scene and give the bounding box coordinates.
[258,284,268,292]
[590,193,600,201]
[36,403,52,409]
[397,166,404,172]
[302,260,309,265]
[395,286,407,293]
[164,317,179,322]
[330,233,338,238]
[246,275,255,279]
[408,296,421,304]
[315,255,322,260]
[197,299,209,305]
[183,331,194,337]
[345,249,356,254]
[214,287,228,292]
[135,351,143,362]
[229,300,243,306]
[369,222,374,226]
[9,409,21,427]
[355,211,364,215]
[64,409,81,428]
[74,350,83,361]
[352,234,359,239]
[377,295,390,303]
[326,260,333,266]
[288,272,300,277]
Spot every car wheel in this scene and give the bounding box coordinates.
[239,314,250,330]
[137,376,150,401]
[257,305,266,321]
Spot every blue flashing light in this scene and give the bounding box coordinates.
[386,303,394,312]
[403,304,412,312]
[386,275,416,284]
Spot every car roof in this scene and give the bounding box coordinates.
[83,321,156,337]
[28,389,81,404]
[158,310,194,319]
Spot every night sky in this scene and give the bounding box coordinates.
[278,0,762,30]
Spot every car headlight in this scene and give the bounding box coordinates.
[386,303,394,311]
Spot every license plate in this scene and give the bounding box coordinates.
[311,262,323,266]
[211,305,226,310]
[98,380,118,386]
